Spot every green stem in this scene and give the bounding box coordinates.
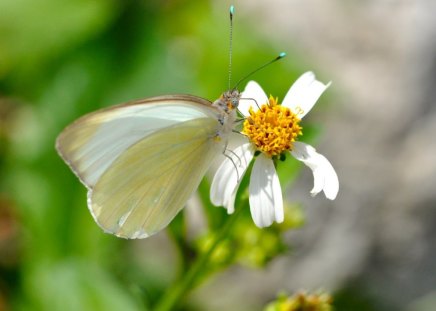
[154,208,241,311]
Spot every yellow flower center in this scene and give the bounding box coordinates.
[242,96,302,157]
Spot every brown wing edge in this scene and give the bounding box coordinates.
[55,94,216,189]
[57,94,213,141]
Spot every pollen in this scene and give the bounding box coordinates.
[242,96,302,157]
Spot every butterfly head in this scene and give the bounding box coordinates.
[213,89,240,113]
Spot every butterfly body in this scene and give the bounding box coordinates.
[211,89,240,138]
[56,92,240,239]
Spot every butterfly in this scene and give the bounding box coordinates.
[56,5,285,239]
[56,91,241,239]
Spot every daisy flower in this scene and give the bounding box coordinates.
[210,72,339,228]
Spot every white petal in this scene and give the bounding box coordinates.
[291,142,339,200]
[282,72,331,119]
[239,81,269,117]
[210,143,254,213]
[249,154,284,228]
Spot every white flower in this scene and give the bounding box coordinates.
[210,72,339,228]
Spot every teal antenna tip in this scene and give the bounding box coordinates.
[279,52,287,58]
[230,5,235,15]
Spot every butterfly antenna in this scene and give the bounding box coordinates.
[233,52,287,90]
[228,5,235,90]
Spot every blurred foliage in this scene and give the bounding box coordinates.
[0,0,331,310]
[195,201,304,271]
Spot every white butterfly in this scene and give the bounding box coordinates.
[56,91,240,239]
[56,5,288,239]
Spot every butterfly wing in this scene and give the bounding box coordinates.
[89,116,223,239]
[56,95,225,239]
[56,95,217,188]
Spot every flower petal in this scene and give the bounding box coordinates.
[282,72,331,119]
[249,154,284,228]
[210,143,254,213]
[239,80,269,116]
[291,142,339,199]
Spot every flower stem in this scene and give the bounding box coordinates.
[154,208,241,311]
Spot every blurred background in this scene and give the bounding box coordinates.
[1,0,435,310]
